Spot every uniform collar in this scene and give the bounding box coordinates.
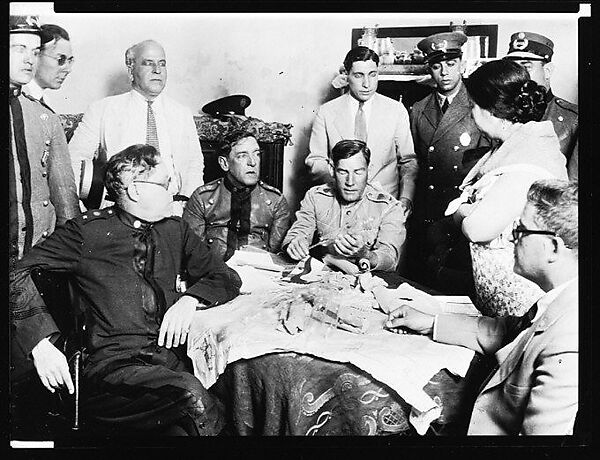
[116,206,158,230]
[23,79,45,101]
[545,88,554,104]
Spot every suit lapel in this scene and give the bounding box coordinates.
[431,83,471,144]
[332,95,354,140]
[482,281,578,393]
[368,94,387,156]
[420,94,440,136]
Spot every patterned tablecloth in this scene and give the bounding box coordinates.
[210,351,482,436]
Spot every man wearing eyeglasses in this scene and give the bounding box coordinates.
[183,130,291,261]
[23,24,74,111]
[10,144,241,436]
[385,179,578,435]
[69,39,204,215]
[9,15,79,272]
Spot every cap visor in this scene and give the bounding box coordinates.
[504,51,548,61]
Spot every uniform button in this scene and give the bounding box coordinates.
[454,185,459,190]
[453,165,458,171]
[44,139,51,146]
[428,166,434,171]
[93,211,100,216]
[208,238,213,244]
[42,200,49,207]
[428,146,434,152]
[453,146,459,151]
[42,171,47,177]
[265,199,272,205]
[346,210,352,215]
[108,209,113,214]
[208,199,214,205]
[133,220,141,229]
[262,245,267,249]
[558,115,564,122]
[82,215,88,220]
[42,231,49,238]
[265,224,270,229]
[428,185,435,190]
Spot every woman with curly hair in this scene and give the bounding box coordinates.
[446,59,567,316]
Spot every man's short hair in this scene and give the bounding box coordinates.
[527,179,578,253]
[330,139,371,167]
[343,46,380,73]
[125,39,162,67]
[218,130,258,158]
[105,144,161,203]
[40,24,69,49]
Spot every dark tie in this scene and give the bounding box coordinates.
[441,98,450,114]
[354,101,367,142]
[146,100,160,152]
[9,87,34,265]
[223,176,255,261]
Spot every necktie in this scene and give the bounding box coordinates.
[223,176,255,261]
[441,98,450,114]
[354,101,367,142]
[9,88,34,264]
[146,100,160,152]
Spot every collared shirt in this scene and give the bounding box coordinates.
[23,79,46,103]
[436,80,462,110]
[347,93,375,132]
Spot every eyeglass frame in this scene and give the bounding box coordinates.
[40,52,75,67]
[510,220,571,248]
[133,178,171,191]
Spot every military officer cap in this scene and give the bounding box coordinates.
[417,31,468,65]
[202,94,252,118]
[9,15,42,36]
[504,31,554,62]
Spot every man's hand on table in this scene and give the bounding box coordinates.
[159,295,200,348]
[385,305,435,336]
[286,237,309,261]
[31,338,74,395]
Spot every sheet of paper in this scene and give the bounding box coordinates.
[435,296,482,316]
[227,249,284,272]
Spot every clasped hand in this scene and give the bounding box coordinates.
[332,233,367,258]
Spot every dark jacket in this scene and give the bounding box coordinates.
[542,91,578,180]
[10,207,241,380]
[410,82,491,224]
[183,178,290,258]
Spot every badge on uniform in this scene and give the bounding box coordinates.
[459,132,471,147]
[41,149,49,167]
[175,274,187,293]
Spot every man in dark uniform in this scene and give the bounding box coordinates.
[407,31,491,293]
[10,144,242,435]
[183,130,291,260]
[503,31,578,180]
[9,15,79,269]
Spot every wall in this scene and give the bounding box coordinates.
[22,8,581,210]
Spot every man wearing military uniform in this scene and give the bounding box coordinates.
[183,131,290,260]
[504,31,578,180]
[407,31,491,293]
[10,145,241,435]
[284,140,405,273]
[9,16,79,269]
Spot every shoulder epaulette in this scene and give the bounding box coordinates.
[258,181,283,195]
[555,98,578,115]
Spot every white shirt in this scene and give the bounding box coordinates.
[23,79,47,104]
[347,93,374,132]
[69,89,204,199]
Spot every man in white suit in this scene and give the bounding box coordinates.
[305,46,418,216]
[385,179,578,435]
[69,39,204,214]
